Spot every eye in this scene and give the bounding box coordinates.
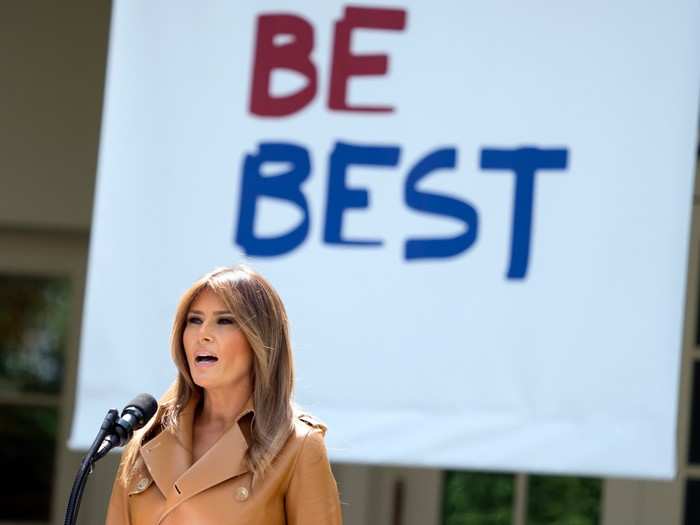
[218,317,236,325]
[187,316,202,324]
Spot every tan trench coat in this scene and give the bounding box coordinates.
[105,396,342,525]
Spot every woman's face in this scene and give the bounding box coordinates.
[182,288,254,392]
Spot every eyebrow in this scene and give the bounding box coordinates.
[187,310,233,315]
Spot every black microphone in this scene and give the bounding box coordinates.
[64,394,158,525]
[113,393,158,445]
[98,394,158,455]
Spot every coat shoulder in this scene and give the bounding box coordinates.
[285,414,333,478]
[294,412,328,436]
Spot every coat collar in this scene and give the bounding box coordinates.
[140,391,254,506]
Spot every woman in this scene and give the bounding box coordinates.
[105,265,342,524]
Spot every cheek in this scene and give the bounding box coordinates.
[226,333,253,363]
[182,327,196,355]
[243,343,255,374]
[242,344,254,368]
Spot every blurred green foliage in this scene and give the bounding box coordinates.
[0,275,70,394]
[0,274,70,520]
[527,475,600,525]
[442,469,601,525]
[443,471,514,525]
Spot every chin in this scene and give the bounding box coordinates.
[190,373,214,389]
[192,378,216,390]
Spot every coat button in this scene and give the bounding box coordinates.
[235,486,249,501]
[136,478,149,492]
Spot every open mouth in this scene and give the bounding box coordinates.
[195,355,218,364]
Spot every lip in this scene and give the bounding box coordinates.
[193,350,219,368]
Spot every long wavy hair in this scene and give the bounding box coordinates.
[118,264,295,485]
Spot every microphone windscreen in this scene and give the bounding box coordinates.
[125,393,158,422]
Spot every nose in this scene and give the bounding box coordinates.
[199,322,214,343]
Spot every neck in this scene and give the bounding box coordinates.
[197,378,252,428]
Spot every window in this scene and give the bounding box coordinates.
[527,474,600,525]
[0,275,71,522]
[442,470,601,525]
[443,471,514,525]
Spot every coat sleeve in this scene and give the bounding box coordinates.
[105,470,130,525]
[285,428,342,525]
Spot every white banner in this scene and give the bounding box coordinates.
[70,0,700,478]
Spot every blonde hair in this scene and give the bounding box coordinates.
[118,264,295,485]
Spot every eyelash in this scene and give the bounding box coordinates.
[187,317,235,325]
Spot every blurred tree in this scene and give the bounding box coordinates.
[0,274,71,521]
[527,475,601,525]
[442,470,514,525]
[0,275,70,394]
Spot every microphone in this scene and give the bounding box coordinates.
[113,393,158,446]
[98,394,158,455]
[64,394,158,525]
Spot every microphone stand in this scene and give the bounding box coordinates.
[63,409,119,525]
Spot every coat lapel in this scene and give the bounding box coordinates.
[142,393,254,524]
[140,397,196,499]
[172,409,251,498]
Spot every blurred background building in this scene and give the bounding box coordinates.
[1,2,698,525]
